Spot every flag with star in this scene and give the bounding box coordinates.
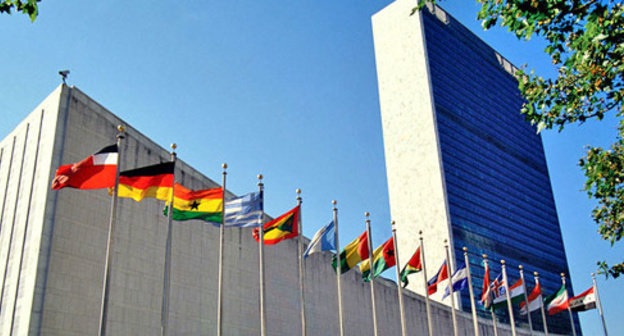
[252,205,299,245]
[360,237,395,281]
[164,183,223,224]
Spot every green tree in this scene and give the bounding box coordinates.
[418,0,624,278]
[0,0,40,22]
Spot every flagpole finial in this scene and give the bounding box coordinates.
[364,211,370,217]
[222,163,227,170]
[519,265,523,270]
[560,272,565,277]
[257,174,263,180]
[117,125,125,133]
[332,200,337,205]
[534,271,539,276]
[296,188,301,195]
[391,220,396,231]
[171,143,177,150]
[296,189,302,202]
[591,272,595,277]
[501,260,506,265]
[462,246,467,252]
[482,254,487,259]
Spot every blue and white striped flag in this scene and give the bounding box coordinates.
[442,262,469,299]
[303,221,336,259]
[224,191,263,227]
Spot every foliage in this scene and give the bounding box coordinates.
[0,0,39,22]
[418,0,624,278]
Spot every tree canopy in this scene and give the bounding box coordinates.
[0,0,40,22]
[419,0,624,278]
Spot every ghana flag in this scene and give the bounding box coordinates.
[117,162,174,202]
[332,231,369,274]
[253,205,299,245]
[360,237,395,281]
[164,183,223,223]
[400,246,422,287]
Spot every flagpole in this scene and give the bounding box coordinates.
[365,212,378,336]
[391,221,407,336]
[483,255,498,336]
[462,247,479,336]
[98,125,124,336]
[333,201,345,336]
[161,143,177,336]
[500,260,517,336]
[561,273,577,336]
[420,231,433,336]
[591,273,608,336]
[533,272,549,336]
[256,175,267,336]
[296,189,306,336]
[216,163,227,336]
[518,265,534,335]
[444,240,458,336]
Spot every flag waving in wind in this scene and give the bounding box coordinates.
[442,262,469,299]
[52,144,118,190]
[360,237,395,281]
[427,261,448,295]
[253,205,300,245]
[224,191,263,227]
[116,162,174,202]
[400,247,422,287]
[303,221,335,258]
[520,282,543,315]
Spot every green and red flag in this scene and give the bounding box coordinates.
[545,285,569,315]
[400,246,422,287]
[164,183,223,224]
[253,205,299,245]
[332,231,369,274]
[360,237,395,281]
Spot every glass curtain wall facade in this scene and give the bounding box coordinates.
[420,8,580,334]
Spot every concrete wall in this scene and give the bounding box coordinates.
[0,85,551,335]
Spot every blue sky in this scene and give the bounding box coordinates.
[1,0,621,334]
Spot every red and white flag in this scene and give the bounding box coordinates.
[52,144,118,190]
[520,281,543,315]
[569,286,596,312]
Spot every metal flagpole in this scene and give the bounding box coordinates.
[561,273,577,336]
[391,221,407,336]
[462,247,479,336]
[420,231,433,336]
[365,212,378,336]
[161,143,177,336]
[216,163,227,336]
[501,260,517,336]
[98,125,125,336]
[533,272,549,336]
[444,240,458,336]
[296,189,306,336]
[592,273,608,336]
[483,255,498,336]
[518,265,533,335]
[333,201,345,336]
[258,175,267,336]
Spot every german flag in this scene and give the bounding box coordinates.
[332,231,369,274]
[164,183,223,223]
[253,205,299,245]
[117,162,174,202]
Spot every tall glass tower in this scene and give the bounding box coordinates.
[373,1,580,333]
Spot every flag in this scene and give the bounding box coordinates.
[485,274,504,310]
[224,191,263,227]
[481,262,492,308]
[116,162,174,202]
[520,282,543,315]
[303,221,335,258]
[332,231,369,274]
[164,183,223,224]
[52,144,118,190]
[568,286,596,312]
[442,262,469,299]
[360,237,395,281]
[400,247,422,287]
[493,278,525,309]
[427,261,448,295]
[545,285,569,315]
[253,205,299,245]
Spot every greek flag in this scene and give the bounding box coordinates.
[224,191,263,227]
[303,221,336,259]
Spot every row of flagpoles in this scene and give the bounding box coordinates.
[50,127,609,336]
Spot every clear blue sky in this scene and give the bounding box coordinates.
[1,1,621,334]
